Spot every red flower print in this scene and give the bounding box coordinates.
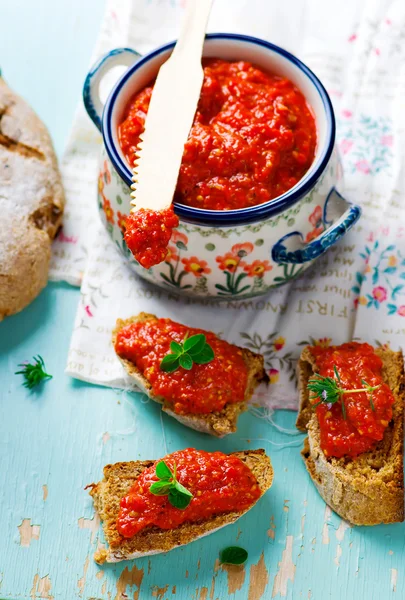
[309,205,323,228]
[171,230,188,247]
[355,160,371,174]
[381,135,393,147]
[269,368,279,384]
[341,109,353,118]
[98,173,105,196]
[305,226,324,243]
[117,211,127,234]
[216,252,244,273]
[339,139,353,155]
[181,256,211,277]
[103,199,114,224]
[372,286,387,303]
[313,337,332,348]
[243,260,272,278]
[165,245,179,263]
[397,306,405,317]
[103,160,111,184]
[84,305,93,317]
[305,206,324,242]
[273,336,285,351]
[231,242,254,258]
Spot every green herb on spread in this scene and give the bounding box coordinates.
[220,546,248,565]
[15,355,52,390]
[149,460,193,509]
[307,365,380,418]
[160,332,214,373]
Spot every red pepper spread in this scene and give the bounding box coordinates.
[309,342,395,458]
[117,448,261,538]
[114,318,248,414]
[124,206,179,269]
[119,58,317,210]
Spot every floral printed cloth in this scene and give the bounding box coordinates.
[64,0,405,409]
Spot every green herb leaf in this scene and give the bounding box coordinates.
[170,341,183,355]
[160,355,180,373]
[220,546,248,565]
[15,355,52,390]
[333,365,341,382]
[168,488,192,509]
[155,460,173,480]
[150,460,193,509]
[159,331,215,373]
[192,343,215,365]
[179,353,193,370]
[183,333,206,354]
[149,481,174,495]
[173,481,193,497]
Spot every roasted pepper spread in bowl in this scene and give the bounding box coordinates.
[114,317,248,414]
[117,448,261,538]
[120,58,317,267]
[309,342,395,458]
[120,59,316,210]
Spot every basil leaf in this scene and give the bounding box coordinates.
[168,488,193,510]
[173,481,193,497]
[155,460,173,480]
[149,481,173,496]
[160,355,180,373]
[179,353,193,370]
[184,334,206,355]
[192,343,215,365]
[170,341,183,355]
[220,546,248,565]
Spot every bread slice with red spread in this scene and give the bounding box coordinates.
[89,449,273,563]
[297,345,405,525]
[112,313,267,437]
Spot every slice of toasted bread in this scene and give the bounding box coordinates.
[297,346,405,525]
[113,313,267,437]
[89,449,273,563]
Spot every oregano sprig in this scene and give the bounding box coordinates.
[160,332,214,373]
[307,365,380,419]
[15,355,52,390]
[149,460,193,509]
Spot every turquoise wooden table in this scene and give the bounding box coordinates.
[0,2,404,599]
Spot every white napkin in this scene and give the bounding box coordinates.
[62,0,405,409]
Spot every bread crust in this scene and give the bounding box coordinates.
[112,313,267,437]
[297,345,405,525]
[89,449,273,563]
[0,77,64,319]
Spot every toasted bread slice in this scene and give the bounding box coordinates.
[89,449,273,563]
[297,346,405,525]
[113,313,267,437]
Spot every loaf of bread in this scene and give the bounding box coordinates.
[0,77,64,319]
[297,346,405,525]
[89,449,273,563]
[113,313,267,437]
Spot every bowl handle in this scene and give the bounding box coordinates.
[272,193,361,264]
[83,47,142,132]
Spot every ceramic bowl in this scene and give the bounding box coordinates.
[83,33,361,299]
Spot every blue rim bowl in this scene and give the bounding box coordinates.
[103,33,336,226]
